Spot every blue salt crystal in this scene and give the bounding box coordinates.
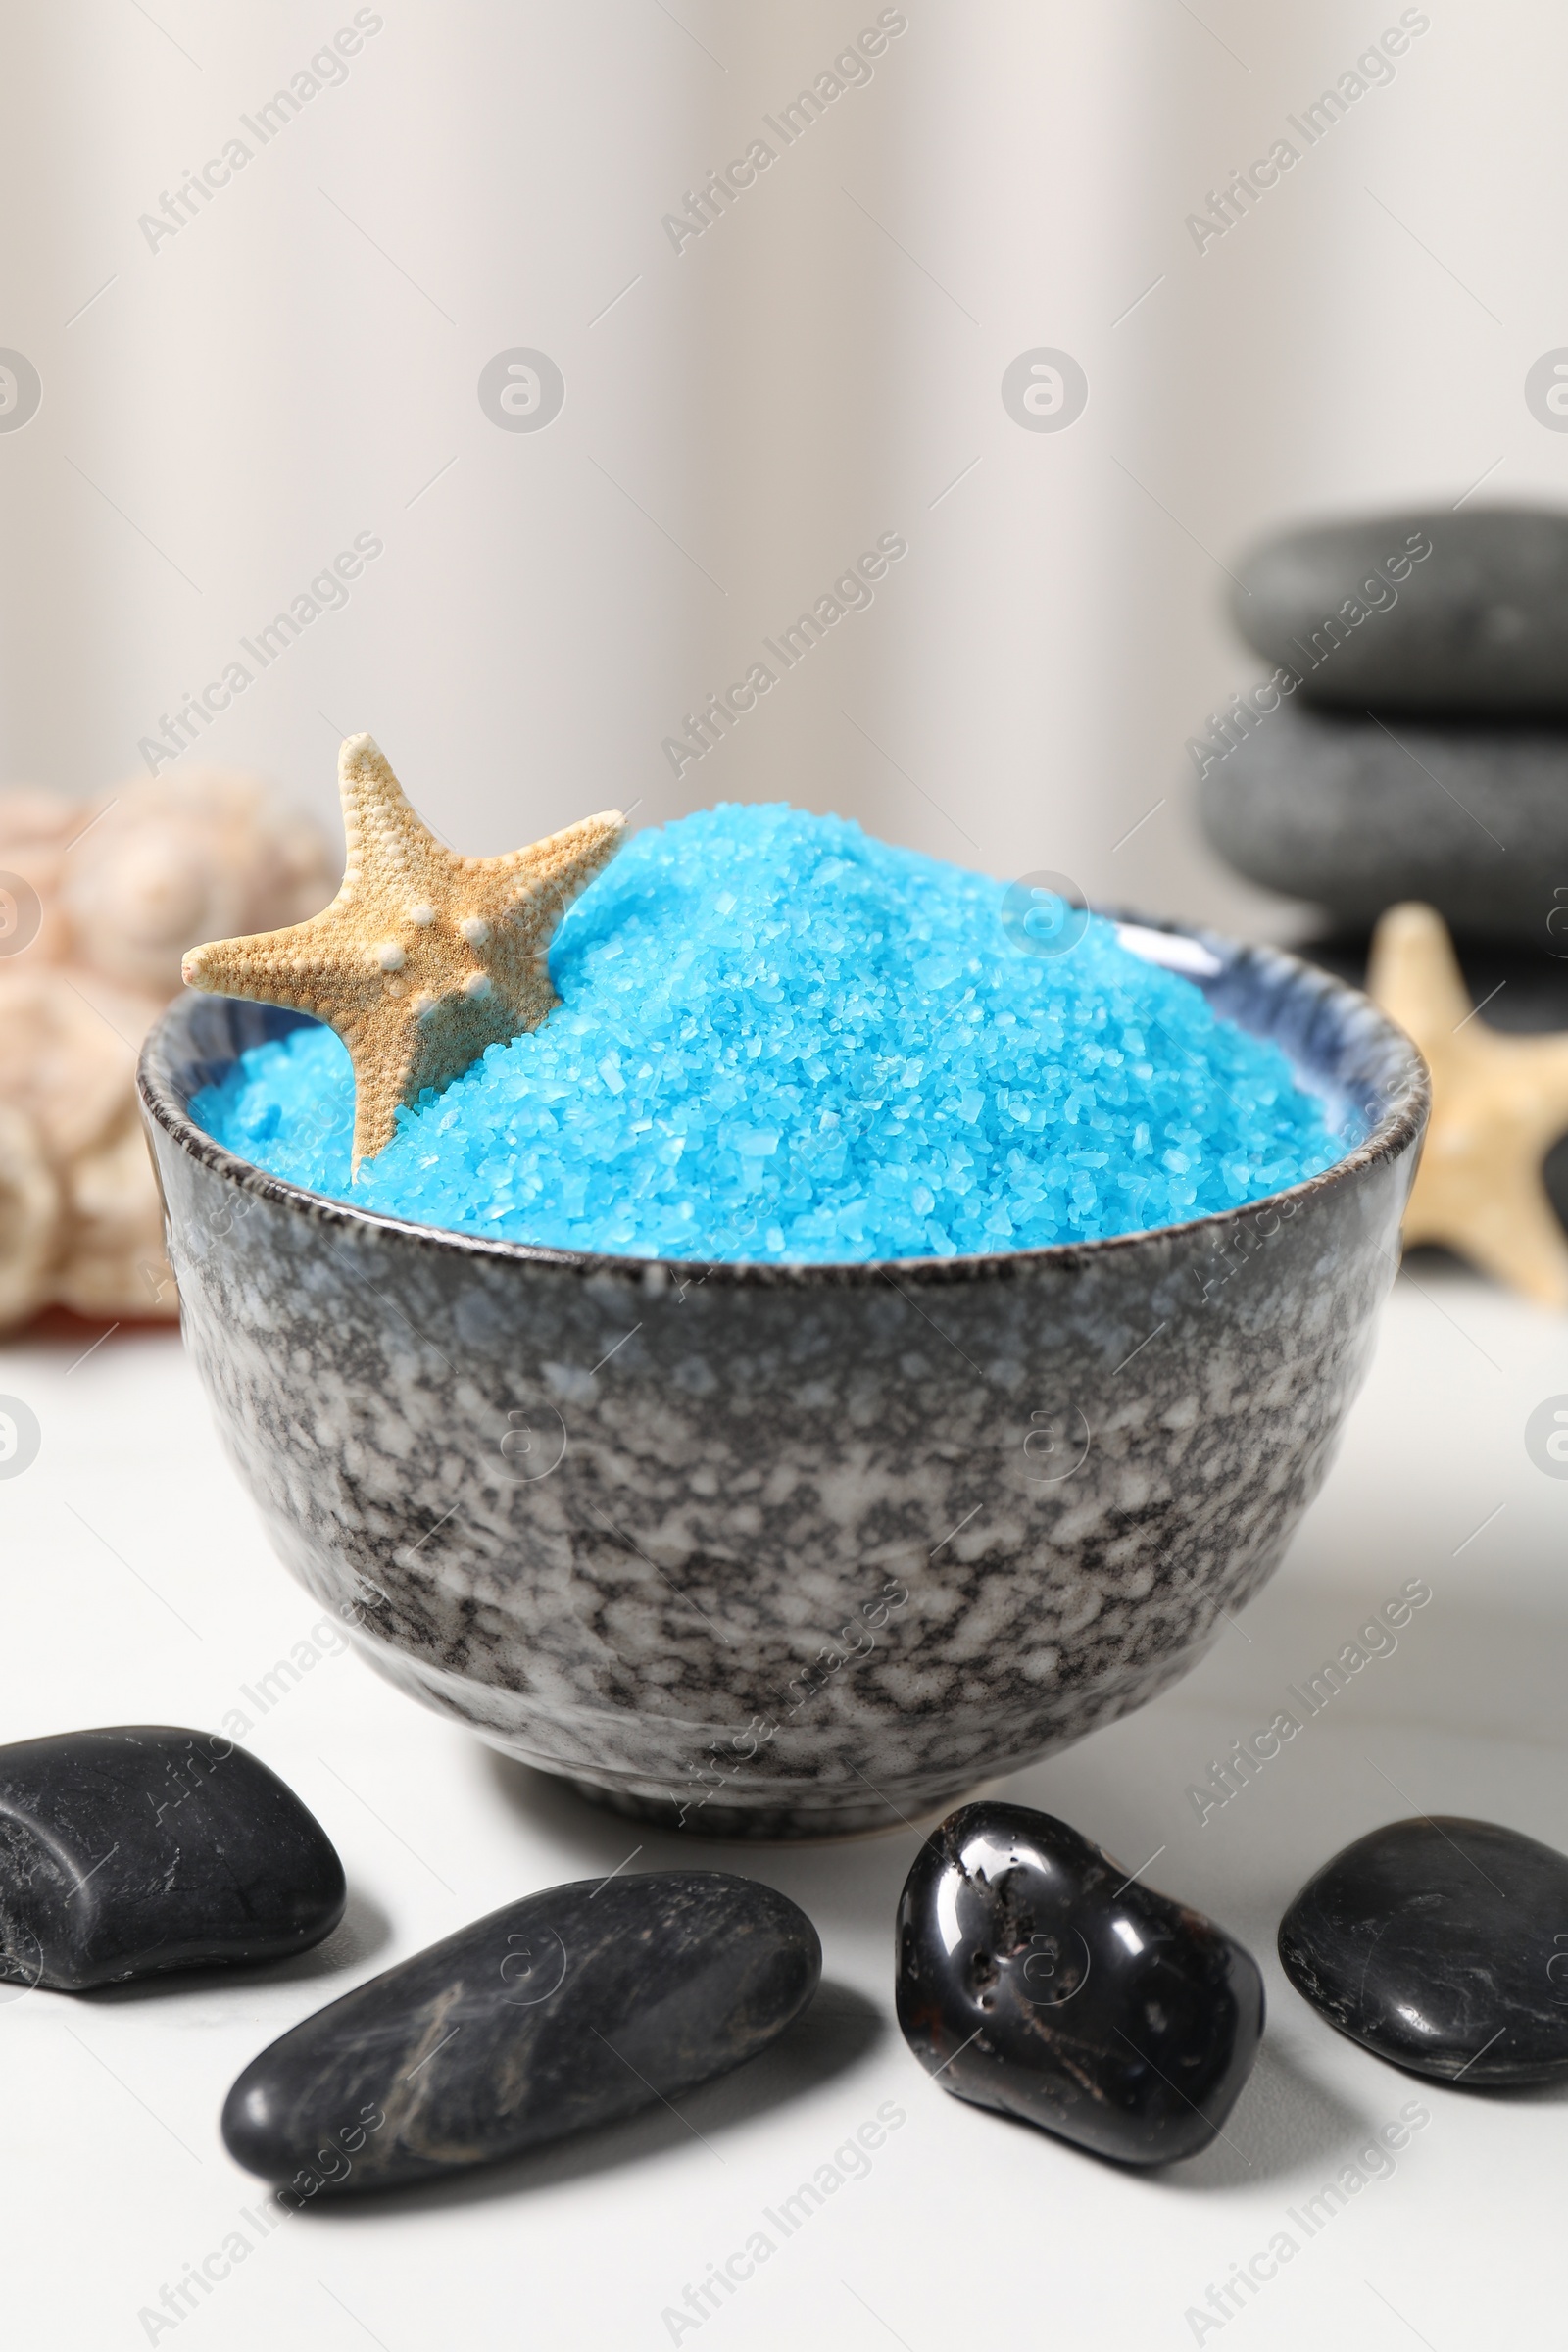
[192,803,1344,1263]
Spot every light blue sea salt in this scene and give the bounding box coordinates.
[192,803,1344,1262]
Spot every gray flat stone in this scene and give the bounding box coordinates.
[1198,698,1565,938]
[1233,507,1568,714]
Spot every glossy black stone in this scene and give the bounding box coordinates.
[221,1870,821,2191]
[0,1726,346,1990]
[895,1802,1263,2165]
[1279,1815,1568,2085]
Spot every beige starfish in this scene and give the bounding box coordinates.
[1368,901,1568,1309]
[182,734,623,1169]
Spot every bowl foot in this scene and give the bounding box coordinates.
[563,1771,993,1842]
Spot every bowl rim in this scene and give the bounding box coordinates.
[137,911,1429,1291]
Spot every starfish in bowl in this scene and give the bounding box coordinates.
[182,733,624,1170]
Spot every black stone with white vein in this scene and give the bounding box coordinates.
[1279,1816,1568,2084]
[221,1871,821,2190]
[0,1726,345,1990]
[896,1802,1263,2164]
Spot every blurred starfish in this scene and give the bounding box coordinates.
[183,733,623,1169]
[1369,901,1568,1308]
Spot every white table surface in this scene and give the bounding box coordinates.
[1,1260,1563,2352]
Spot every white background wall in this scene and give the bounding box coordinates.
[3,0,1565,938]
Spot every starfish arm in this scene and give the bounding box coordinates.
[342,998,424,1165]
[496,812,624,929]
[405,980,551,1102]
[1368,901,1474,1038]
[1406,1161,1568,1309]
[1363,900,1568,1307]
[343,976,561,1169]
[479,813,624,995]
[1496,1037,1568,1155]
[338,732,445,886]
[181,912,349,1006]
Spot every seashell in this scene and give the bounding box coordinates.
[0,787,87,966]
[0,768,334,1329]
[0,1103,60,1329]
[56,1099,175,1322]
[60,770,336,999]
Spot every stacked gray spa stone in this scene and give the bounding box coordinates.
[1199,503,1568,1222]
[1198,506,1568,953]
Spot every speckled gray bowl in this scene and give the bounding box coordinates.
[138,919,1427,1838]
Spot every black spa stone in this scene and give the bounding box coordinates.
[0,1726,346,1991]
[895,1801,1263,2165]
[1232,505,1568,714]
[1279,1816,1568,2085]
[1198,697,1568,940]
[221,1871,821,2191]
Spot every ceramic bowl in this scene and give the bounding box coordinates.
[138,919,1427,1838]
